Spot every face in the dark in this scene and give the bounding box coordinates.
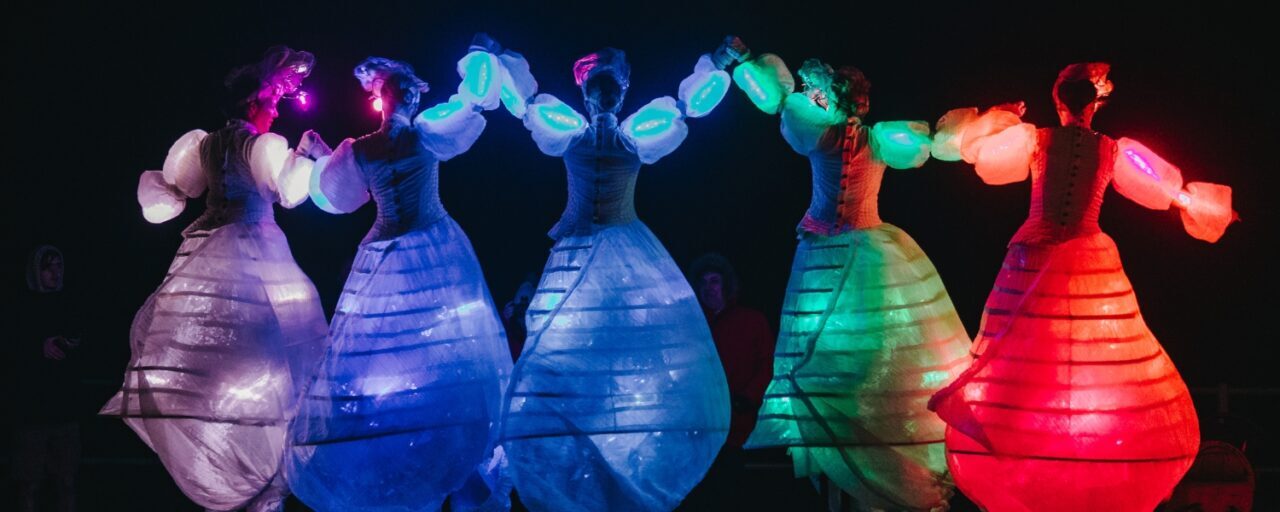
[584,73,624,115]
[379,79,421,119]
[40,254,64,291]
[697,272,725,313]
[246,84,282,133]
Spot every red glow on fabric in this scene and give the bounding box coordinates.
[932,235,1200,511]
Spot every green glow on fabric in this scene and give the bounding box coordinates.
[534,101,585,133]
[787,92,843,125]
[628,107,679,138]
[733,61,784,113]
[685,73,729,117]
[871,121,932,169]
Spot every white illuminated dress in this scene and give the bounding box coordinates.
[102,119,327,512]
[496,49,732,512]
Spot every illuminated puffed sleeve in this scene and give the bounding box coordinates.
[619,53,730,164]
[677,54,731,118]
[417,95,487,161]
[1113,137,1236,242]
[456,50,504,111]
[869,121,933,169]
[161,129,208,198]
[731,53,795,115]
[249,132,315,208]
[308,139,370,214]
[137,171,185,223]
[140,129,208,223]
[522,93,588,157]
[621,97,688,164]
[779,93,842,155]
[497,50,537,118]
[934,107,1035,185]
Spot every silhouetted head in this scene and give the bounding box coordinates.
[574,48,630,116]
[223,46,314,132]
[1053,62,1112,127]
[798,58,871,119]
[354,57,430,120]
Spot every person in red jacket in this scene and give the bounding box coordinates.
[689,253,774,449]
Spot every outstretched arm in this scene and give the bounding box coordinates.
[490,43,587,157]
[416,34,509,161]
[620,38,743,164]
[1112,137,1237,242]
[932,102,1036,185]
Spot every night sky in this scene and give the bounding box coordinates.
[5,0,1277,507]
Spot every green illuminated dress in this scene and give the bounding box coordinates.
[732,54,971,511]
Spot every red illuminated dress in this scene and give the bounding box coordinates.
[928,63,1236,511]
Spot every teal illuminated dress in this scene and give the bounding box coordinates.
[732,54,971,511]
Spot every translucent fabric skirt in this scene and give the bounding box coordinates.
[745,224,970,511]
[287,217,511,512]
[501,221,730,512]
[930,233,1199,512]
[100,222,328,512]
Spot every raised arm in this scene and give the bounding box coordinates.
[1112,137,1236,242]
[731,51,795,115]
[619,42,736,164]
[490,44,587,157]
[138,129,207,223]
[932,102,1036,185]
[416,34,510,161]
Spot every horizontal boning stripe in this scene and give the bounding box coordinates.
[155,290,274,306]
[739,438,944,448]
[963,350,1165,367]
[103,413,284,426]
[966,393,1186,414]
[984,309,1139,320]
[292,420,490,446]
[994,286,1135,299]
[499,426,727,442]
[974,332,1147,345]
[947,449,1196,463]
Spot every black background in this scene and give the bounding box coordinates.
[4,1,1275,509]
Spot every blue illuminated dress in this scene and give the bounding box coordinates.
[286,53,512,512]
[102,121,327,512]
[730,55,971,511]
[494,49,732,512]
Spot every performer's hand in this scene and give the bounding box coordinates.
[43,337,66,361]
[724,36,750,61]
[712,36,750,70]
[470,32,502,54]
[299,130,333,159]
[988,101,1027,118]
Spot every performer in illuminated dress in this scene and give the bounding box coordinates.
[927,62,1237,512]
[493,40,742,512]
[101,47,328,512]
[287,36,513,512]
[728,40,971,511]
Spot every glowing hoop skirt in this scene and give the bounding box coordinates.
[101,222,327,511]
[746,224,969,511]
[501,221,729,512]
[932,233,1199,512]
[287,217,510,512]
